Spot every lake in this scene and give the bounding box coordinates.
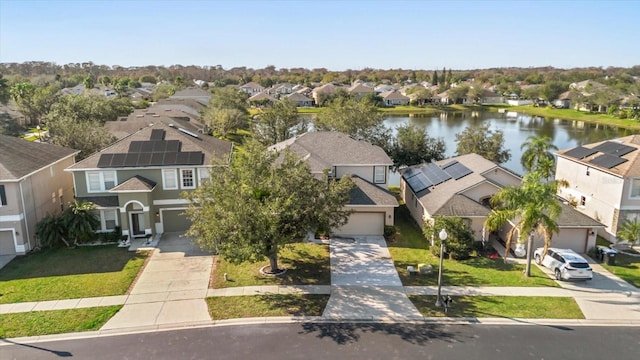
[383,110,636,182]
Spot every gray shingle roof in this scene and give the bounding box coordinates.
[434,194,490,217]
[0,135,78,181]
[349,176,398,206]
[557,201,605,228]
[76,196,119,207]
[110,175,157,192]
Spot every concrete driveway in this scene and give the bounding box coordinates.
[101,232,214,330]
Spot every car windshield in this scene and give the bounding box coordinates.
[568,262,590,269]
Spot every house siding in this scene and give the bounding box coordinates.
[336,165,388,186]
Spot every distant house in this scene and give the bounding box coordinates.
[169,87,211,103]
[248,92,277,107]
[1,135,79,259]
[286,92,314,107]
[374,84,396,94]
[553,91,573,109]
[239,82,265,96]
[479,89,504,104]
[269,132,398,236]
[66,123,232,238]
[267,83,295,96]
[380,90,410,106]
[555,136,640,242]
[348,83,375,100]
[311,83,339,105]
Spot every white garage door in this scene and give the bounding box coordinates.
[0,230,16,255]
[335,212,385,236]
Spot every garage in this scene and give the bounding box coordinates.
[161,209,190,233]
[334,212,385,236]
[0,230,16,255]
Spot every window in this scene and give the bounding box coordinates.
[580,196,586,207]
[374,166,386,184]
[98,209,118,231]
[631,179,640,198]
[181,169,195,189]
[86,171,117,193]
[198,168,211,185]
[162,169,178,190]
[50,166,55,177]
[0,185,6,206]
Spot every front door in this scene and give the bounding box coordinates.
[130,212,146,237]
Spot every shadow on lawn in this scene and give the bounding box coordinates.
[0,245,145,280]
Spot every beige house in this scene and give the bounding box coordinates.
[0,135,78,259]
[380,90,410,106]
[556,135,640,242]
[269,132,398,236]
[348,83,375,100]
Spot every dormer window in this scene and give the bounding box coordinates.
[374,166,386,184]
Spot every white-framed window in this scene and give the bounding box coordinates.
[198,168,211,185]
[580,196,586,207]
[0,184,6,206]
[374,166,386,184]
[86,171,117,193]
[181,168,195,189]
[50,165,55,177]
[98,209,119,231]
[162,169,178,190]
[630,179,640,198]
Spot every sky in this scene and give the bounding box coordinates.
[1,0,639,71]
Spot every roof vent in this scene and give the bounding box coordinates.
[178,128,199,138]
[168,123,176,128]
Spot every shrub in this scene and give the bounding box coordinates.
[424,216,475,260]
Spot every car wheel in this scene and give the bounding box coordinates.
[534,254,542,265]
[554,269,562,280]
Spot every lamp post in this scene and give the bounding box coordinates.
[36,125,42,142]
[435,228,447,307]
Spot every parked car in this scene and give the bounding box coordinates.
[534,247,593,281]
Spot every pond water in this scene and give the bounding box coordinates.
[383,110,636,184]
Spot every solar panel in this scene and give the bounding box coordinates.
[441,160,458,169]
[128,141,143,153]
[564,146,598,160]
[97,154,114,168]
[443,162,473,180]
[593,141,637,156]
[176,152,191,164]
[589,153,628,169]
[402,167,420,179]
[150,153,165,166]
[151,141,166,152]
[406,174,429,193]
[110,153,126,167]
[422,163,451,186]
[188,152,204,165]
[136,152,151,166]
[164,152,179,165]
[166,140,180,152]
[140,141,154,152]
[150,129,165,140]
[123,153,138,167]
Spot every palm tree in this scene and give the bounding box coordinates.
[617,218,640,245]
[63,200,99,245]
[484,171,568,277]
[520,135,557,178]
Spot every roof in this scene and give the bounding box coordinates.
[0,135,79,181]
[556,201,605,228]
[268,132,393,173]
[170,87,211,100]
[76,196,119,207]
[68,122,232,171]
[434,194,491,217]
[248,92,276,102]
[380,90,410,100]
[556,135,640,177]
[286,93,312,102]
[404,153,519,216]
[348,83,374,93]
[110,175,157,192]
[240,82,264,90]
[312,83,338,94]
[349,176,398,207]
[106,109,203,140]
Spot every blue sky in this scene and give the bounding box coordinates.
[1,0,638,70]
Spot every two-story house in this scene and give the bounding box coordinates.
[402,153,603,254]
[269,131,398,236]
[1,135,78,261]
[65,121,232,239]
[239,82,265,96]
[556,136,640,242]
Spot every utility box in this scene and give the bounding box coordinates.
[418,263,433,275]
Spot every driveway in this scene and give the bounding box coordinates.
[323,236,423,321]
[101,232,214,330]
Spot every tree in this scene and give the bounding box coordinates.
[520,135,557,178]
[423,216,475,260]
[152,83,176,101]
[10,82,60,125]
[204,107,248,138]
[441,67,447,85]
[540,81,567,102]
[63,200,100,245]
[455,122,511,164]
[83,75,95,90]
[35,213,70,248]
[0,74,9,104]
[447,85,470,104]
[484,171,568,277]
[314,97,390,148]
[186,140,354,272]
[46,116,116,159]
[209,87,249,114]
[432,71,438,86]
[388,124,445,171]
[253,99,308,146]
[617,218,640,245]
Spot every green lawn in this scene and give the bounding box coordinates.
[0,246,148,304]
[409,295,584,319]
[211,242,330,288]
[601,253,640,288]
[0,306,121,338]
[206,294,329,320]
[388,205,558,287]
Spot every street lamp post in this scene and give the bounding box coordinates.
[435,228,447,307]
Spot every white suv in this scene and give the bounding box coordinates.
[534,247,593,281]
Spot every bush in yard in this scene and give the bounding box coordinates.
[35,200,99,248]
[424,216,474,260]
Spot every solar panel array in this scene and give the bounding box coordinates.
[128,140,181,153]
[564,146,598,160]
[150,129,166,140]
[442,160,473,180]
[592,141,636,157]
[588,153,628,169]
[402,163,454,193]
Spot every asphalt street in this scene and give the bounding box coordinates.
[2,323,639,360]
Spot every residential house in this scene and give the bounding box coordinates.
[401,153,603,254]
[106,108,204,140]
[374,84,396,94]
[1,135,79,259]
[239,82,265,96]
[286,92,314,107]
[553,91,573,109]
[248,92,277,107]
[348,83,375,100]
[269,132,398,236]
[555,136,640,242]
[267,83,295,97]
[380,90,410,106]
[65,123,233,239]
[169,87,211,103]
[311,83,339,106]
[478,89,504,104]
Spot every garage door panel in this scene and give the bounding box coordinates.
[335,212,384,236]
[162,209,190,233]
[0,230,16,255]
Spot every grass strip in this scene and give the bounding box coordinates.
[0,306,122,338]
[0,246,148,304]
[211,243,330,288]
[206,294,329,320]
[409,295,584,319]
